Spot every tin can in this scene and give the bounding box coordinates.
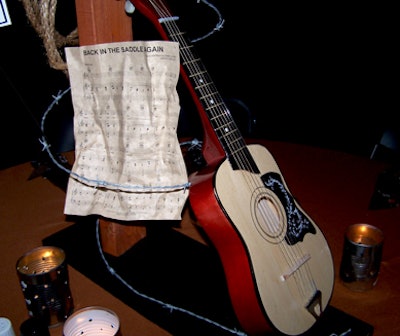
[16,246,74,326]
[63,306,121,336]
[339,223,384,291]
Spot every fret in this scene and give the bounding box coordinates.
[230,145,250,157]
[167,30,186,41]
[198,92,222,105]
[207,107,231,123]
[182,56,202,66]
[192,82,212,93]
[208,111,232,125]
[222,135,242,148]
[189,70,208,79]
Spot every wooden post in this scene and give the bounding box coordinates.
[74,0,133,46]
[74,0,146,256]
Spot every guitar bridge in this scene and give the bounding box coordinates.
[306,290,322,319]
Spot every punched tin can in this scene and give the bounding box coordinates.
[63,306,121,336]
[16,246,74,326]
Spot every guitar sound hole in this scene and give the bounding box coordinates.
[252,192,286,243]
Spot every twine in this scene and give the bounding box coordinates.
[19,0,79,77]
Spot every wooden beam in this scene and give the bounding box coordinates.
[75,0,133,45]
[74,0,145,256]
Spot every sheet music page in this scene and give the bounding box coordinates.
[63,41,189,221]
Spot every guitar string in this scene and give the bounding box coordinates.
[161,5,316,309]
[152,3,325,333]
[175,38,318,303]
[166,19,314,302]
[149,0,307,320]
[156,2,319,313]
[187,25,319,307]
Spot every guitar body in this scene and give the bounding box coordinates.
[189,144,334,335]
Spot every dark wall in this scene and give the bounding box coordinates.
[0,1,396,170]
[0,0,75,169]
[175,1,396,157]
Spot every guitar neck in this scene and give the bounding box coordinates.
[177,35,254,168]
[131,0,258,172]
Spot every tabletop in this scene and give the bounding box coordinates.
[1,139,399,335]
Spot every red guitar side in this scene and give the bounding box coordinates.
[129,1,334,335]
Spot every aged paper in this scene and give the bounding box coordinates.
[63,41,189,221]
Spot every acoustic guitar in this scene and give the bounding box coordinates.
[129,1,335,334]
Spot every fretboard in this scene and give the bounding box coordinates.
[162,19,259,173]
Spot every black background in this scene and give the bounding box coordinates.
[0,0,397,169]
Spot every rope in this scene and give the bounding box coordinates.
[19,0,79,77]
